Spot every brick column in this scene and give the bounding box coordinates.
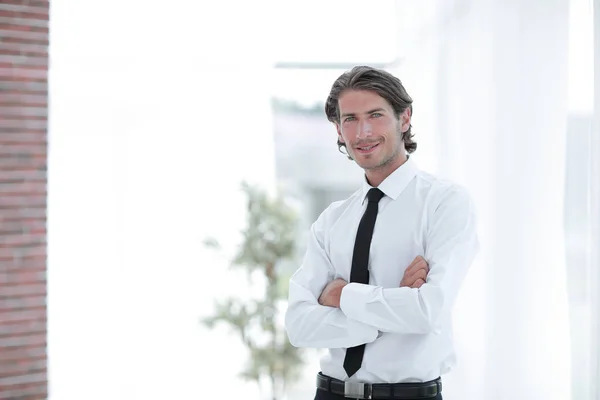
[0,1,49,399]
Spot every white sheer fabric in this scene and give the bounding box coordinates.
[394,1,573,399]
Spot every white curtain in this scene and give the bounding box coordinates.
[591,1,600,398]
[48,1,276,399]
[395,1,572,399]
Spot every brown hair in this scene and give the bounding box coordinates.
[324,66,416,157]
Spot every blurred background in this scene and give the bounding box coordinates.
[1,0,599,399]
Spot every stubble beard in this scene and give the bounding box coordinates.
[362,143,402,171]
[360,128,405,171]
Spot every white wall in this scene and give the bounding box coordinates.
[48,2,277,399]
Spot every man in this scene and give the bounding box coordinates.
[284,66,479,400]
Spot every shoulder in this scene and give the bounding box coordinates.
[311,188,362,233]
[414,170,475,213]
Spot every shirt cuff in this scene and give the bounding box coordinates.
[340,282,376,322]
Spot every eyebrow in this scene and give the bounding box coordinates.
[341,108,386,118]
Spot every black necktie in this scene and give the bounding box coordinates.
[343,187,385,377]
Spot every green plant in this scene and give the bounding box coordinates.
[201,181,304,400]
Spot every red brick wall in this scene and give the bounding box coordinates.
[0,1,49,399]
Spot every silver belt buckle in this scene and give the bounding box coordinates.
[344,381,370,399]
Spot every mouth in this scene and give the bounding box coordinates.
[355,142,380,155]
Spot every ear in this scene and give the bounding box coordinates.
[336,123,344,143]
[400,108,412,132]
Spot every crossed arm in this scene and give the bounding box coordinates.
[284,187,478,348]
[284,226,430,349]
[284,220,380,349]
[318,256,429,308]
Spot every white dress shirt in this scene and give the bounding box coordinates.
[284,157,479,384]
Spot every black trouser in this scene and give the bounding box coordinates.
[314,389,442,400]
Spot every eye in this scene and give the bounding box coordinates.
[371,112,382,118]
[344,116,356,122]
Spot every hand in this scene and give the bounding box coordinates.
[318,278,348,308]
[400,256,429,288]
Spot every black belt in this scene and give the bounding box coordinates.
[316,372,442,399]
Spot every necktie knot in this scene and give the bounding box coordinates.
[367,188,385,203]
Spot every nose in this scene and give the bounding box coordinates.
[357,120,373,139]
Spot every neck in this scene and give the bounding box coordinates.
[365,152,408,187]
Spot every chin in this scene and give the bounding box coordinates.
[355,158,382,170]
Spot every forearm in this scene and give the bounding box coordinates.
[340,224,478,334]
[285,283,379,348]
[340,283,442,334]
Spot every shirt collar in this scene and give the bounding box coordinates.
[361,157,418,204]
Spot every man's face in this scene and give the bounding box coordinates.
[336,89,410,171]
